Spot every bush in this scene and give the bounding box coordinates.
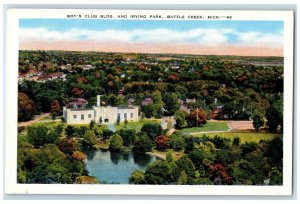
[169,132,185,151]
[132,133,153,153]
[141,123,162,141]
[109,134,123,152]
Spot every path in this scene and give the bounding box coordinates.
[18,113,50,127]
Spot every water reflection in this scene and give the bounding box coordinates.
[110,151,122,164]
[84,149,156,184]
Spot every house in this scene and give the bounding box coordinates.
[37,72,66,83]
[170,62,180,70]
[186,98,196,104]
[142,97,153,106]
[63,95,139,125]
[83,64,95,70]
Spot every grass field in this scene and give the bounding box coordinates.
[115,119,161,132]
[194,132,282,143]
[180,121,229,133]
[31,121,62,128]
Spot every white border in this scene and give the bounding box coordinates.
[4,9,294,195]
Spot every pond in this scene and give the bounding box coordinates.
[84,149,156,184]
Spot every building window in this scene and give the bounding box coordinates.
[124,113,127,119]
[88,114,92,118]
[81,114,84,120]
[104,118,109,123]
[73,115,77,119]
[131,113,134,118]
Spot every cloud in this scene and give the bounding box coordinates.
[19,27,283,47]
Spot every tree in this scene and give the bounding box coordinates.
[129,170,146,184]
[56,138,78,154]
[177,171,188,185]
[89,120,95,130]
[109,134,123,152]
[102,128,114,139]
[27,126,59,147]
[252,115,264,131]
[141,123,162,141]
[186,108,208,127]
[50,100,61,120]
[175,111,188,129]
[163,93,180,116]
[168,132,185,151]
[116,114,120,125]
[144,160,176,184]
[173,156,195,180]
[266,106,281,133]
[18,92,36,122]
[117,129,136,146]
[65,125,75,138]
[208,163,232,184]
[83,130,96,146]
[232,137,240,146]
[132,133,153,153]
[155,135,169,150]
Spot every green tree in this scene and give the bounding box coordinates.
[117,129,136,146]
[132,132,153,153]
[252,115,264,131]
[144,160,176,184]
[175,111,188,129]
[141,123,162,141]
[89,120,95,130]
[266,106,281,133]
[27,126,59,147]
[129,170,146,184]
[83,130,96,146]
[109,134,123,152]
[168,132,185,151]
[65,125,75,138]
[177,171,188,185]
[163,93,180,116]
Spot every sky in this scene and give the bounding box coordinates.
[19,19,284,56]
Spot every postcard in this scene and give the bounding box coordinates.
[4,9,294,195]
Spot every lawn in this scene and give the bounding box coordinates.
[152,149,185,160]
[115,119,161,132]
[194,132,282,143]
[180,121,229,133]
[31,121,62,128]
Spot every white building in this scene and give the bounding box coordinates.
[63,95,139,125]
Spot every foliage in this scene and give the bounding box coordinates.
[175,111,189,129]
[56,138,78,154]
[27,125,59,147]
[141,123,162,141]
[18,92,36,122]
[117,129,136,146]
[83,130,96,146]
[266,106,282,132]
[252,115,264,131]
[129,170,146,184]
[17,144,86,184]
[109,134,124,152]
[155,135,169,150]
[168,132,186,151]
[132,132,153,153]
[186,108,208,127]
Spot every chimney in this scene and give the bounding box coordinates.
[97,95,101,107]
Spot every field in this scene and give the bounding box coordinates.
[194,132,282,143]
[180,121,229,134]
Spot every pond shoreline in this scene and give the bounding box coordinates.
[146,152,166,160]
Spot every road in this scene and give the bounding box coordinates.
[18,113,50,127]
